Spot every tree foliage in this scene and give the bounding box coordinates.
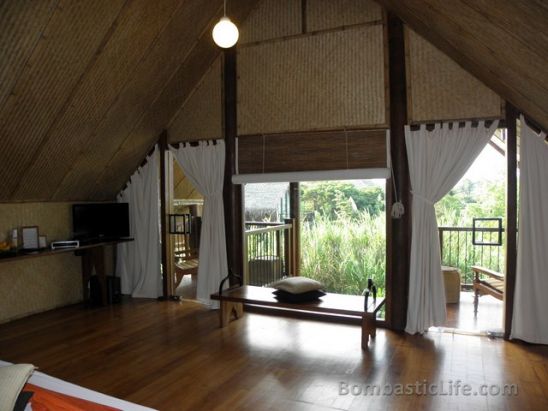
[301,182,385,220]
[298,178,506,295]
[436,179,506,226]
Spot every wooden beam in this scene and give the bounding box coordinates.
[159,130,169,299]
[504,102,518,339]
[301,0,307,34]
[222,48,244,279]
[386,12,411,331]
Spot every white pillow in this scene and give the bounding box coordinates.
[270,276,324,294]
[0,363,35,411]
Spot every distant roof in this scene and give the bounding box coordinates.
[245,183,288,211]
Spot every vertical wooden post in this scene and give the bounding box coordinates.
[159,130,170,299]
[439,229,444,264]
[222,48,244,280]
[386,13,411,331]
[301,0,307,34]
[504,103,518,339]
[289,182,300,275]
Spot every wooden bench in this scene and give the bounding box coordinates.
[472,265,504,314]
[210,285,385,348]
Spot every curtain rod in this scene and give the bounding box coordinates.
[409,119,500,131]
[170,139,219,149]
[232,168,390,184]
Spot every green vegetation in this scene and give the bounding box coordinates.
[301,182,384,220]
[301,211,386,296]
[300,182,386,295]
[436,180,506,284]
[299,179,506,296]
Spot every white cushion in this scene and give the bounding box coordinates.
[0,363,34,411]
[270,276,323,294]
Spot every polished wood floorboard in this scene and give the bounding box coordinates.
[445,291,503,332]
[0,299,547,411]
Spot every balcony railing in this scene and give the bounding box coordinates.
[244,219,296,286]
[439,226,505,287]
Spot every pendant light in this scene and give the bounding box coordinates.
[212,0,239,48]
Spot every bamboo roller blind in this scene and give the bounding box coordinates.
[238,129,387,174]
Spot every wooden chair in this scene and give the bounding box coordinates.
[471,265,504,314]
[174,248,199,286]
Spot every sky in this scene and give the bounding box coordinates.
[462,143,506,183]
[359,141,507,188]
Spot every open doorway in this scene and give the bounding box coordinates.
[299,180,386,297]
[243,180,386,299]
[436,130,508,334]
[170,158,203,300]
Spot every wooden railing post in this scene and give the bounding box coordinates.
[243,231,249,285]
[289,182,300,275]
[438,228,444,264]
[284,218,292,276]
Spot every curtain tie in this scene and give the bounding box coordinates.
[411,191,434,206]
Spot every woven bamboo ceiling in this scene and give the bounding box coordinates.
[0,0,546,202]
[0,0,258,202]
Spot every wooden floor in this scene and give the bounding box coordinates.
[445,291,503,332]
[0,300,547,411]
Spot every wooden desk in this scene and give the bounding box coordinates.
[211,285,385,348]
[0,239,133,306]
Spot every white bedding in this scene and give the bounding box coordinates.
[0,360,156,411]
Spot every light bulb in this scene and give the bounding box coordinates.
[212,17,239,48]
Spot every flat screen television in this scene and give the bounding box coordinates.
[72,203,130,243]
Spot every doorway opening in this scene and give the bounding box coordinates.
[243,180,386,301]
[436,130,508,334]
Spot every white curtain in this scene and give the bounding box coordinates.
[170,141,227,307]
[116,147,162,298]
[511,119,548,344]
[405,120,499,334]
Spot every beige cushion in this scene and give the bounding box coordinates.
[270,276,323,294]
[0,363,35,411]
[442,266,461,304]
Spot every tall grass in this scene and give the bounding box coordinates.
[300,211,386,296]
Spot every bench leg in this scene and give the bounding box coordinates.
[220,301,244,328]
[361,313,376,349]
[473,284,479,316]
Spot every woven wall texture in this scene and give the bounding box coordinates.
[168,57,223,142]
[239,0,302,44]
[406,27,503,123]
[0,203,82,323]
[306,0,381,31]
[238,24,386,135]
